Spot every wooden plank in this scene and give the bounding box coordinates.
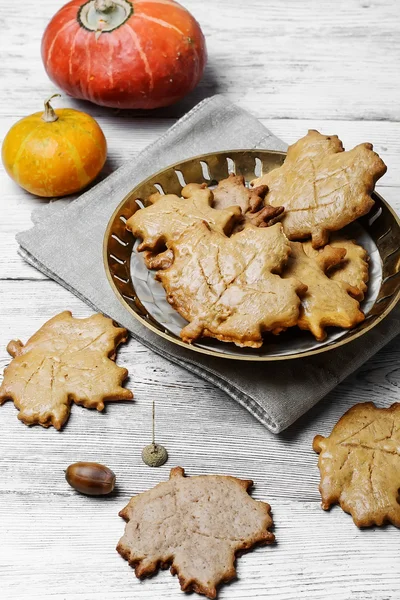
[0,0,399,120]
[2,1,400,598]
[1,493,400,600]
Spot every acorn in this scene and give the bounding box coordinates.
[65,462,116,496]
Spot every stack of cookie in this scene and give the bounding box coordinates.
[127,130,387,347]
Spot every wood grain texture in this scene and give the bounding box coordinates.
[2,495,400,600]
[1,0,400,598]
[1,0,400,120]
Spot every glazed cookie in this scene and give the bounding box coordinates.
[283,242,365,340]
[313,402,400,528]
[252,129,387,247]
[157,222,307,347]
[303,235,369,300]
[0,311,133,429]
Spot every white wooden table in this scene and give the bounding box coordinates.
[1,1,400,598]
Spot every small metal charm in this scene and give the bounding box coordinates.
[141,401,168,467]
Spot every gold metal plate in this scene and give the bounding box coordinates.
[104,149,400,361]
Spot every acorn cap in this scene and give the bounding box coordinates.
[142,443,168,467]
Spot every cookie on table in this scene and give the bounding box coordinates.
[0,311,133,429]
[117,466,275,599]
[313,402,400,528]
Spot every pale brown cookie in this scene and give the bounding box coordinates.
[139,177,283,272]
[252,130,387,247]
[313,402,400,528]
[126,182,241,253]
[303,235,369,300]
[283,242,365,340]
[117,466,274,599]
[0,311,133,429]
[157,222,307,347]
[143,248,174,271]
[212,173,268,213]
[212,173,284,230]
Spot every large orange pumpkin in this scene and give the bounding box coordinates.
[41,0,207,109]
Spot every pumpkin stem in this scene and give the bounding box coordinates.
[78,0,133,34]
[95,0,116,13]
[42,94,61,123]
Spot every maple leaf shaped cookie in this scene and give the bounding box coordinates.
[283,242,365,340]
[303,235,369,300]
[126,182,241,252]
[157,222,307,347]
[212,173,284,229]
[213,173,269,213]
[252,130,387,247]
[313,402,400,528]
[0,311,133,429]
[136,178,284,272]
[117,467,274,599]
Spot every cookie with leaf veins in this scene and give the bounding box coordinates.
[0,311,133,429]
[313,402,400,528]
[251,129,387,248]
[302,234,369,300]
[117,467,274,599]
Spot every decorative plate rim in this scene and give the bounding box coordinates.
[103,148,400,361]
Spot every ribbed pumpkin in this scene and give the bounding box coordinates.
[1,95,107,197]
[41,0,207,109]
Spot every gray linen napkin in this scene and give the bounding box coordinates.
[16,95,400,433]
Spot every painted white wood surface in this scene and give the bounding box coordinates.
[1,1,400,599]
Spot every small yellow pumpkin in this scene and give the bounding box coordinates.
[2,95,107,197]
